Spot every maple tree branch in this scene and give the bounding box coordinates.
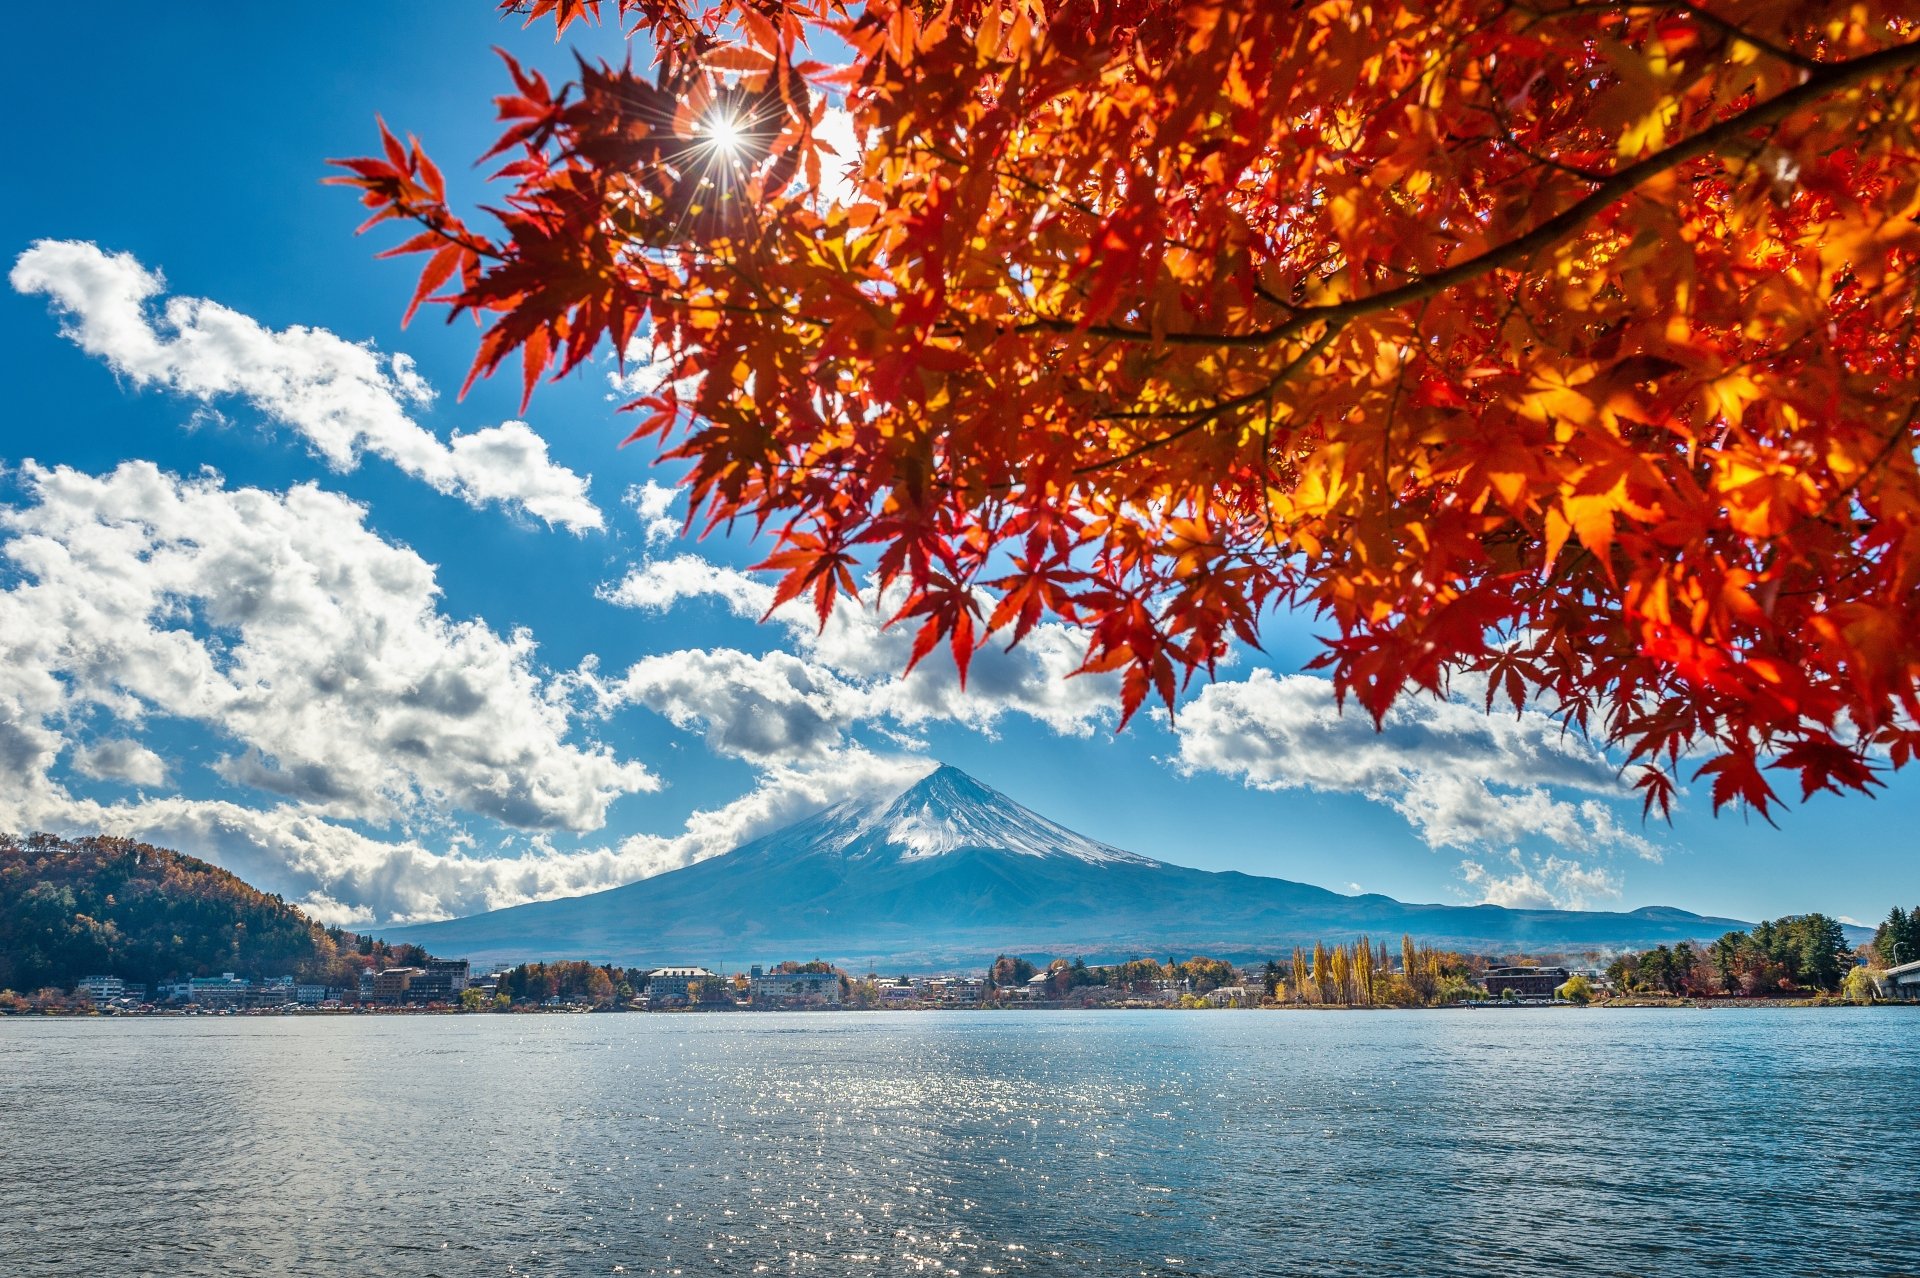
[1474,93,1614,185]
[1016,36,1920,350]
[1301,40,1919,321]
[386,204,505,263]
[1814,398,1920,525]
[1072,324,1341,475]
[1376,324,1421,518]
[1515,1,1823,73]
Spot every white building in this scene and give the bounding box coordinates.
[749,967,842,1007]
[76,975,124,1001]
[187,974,251,1006]
[949,978,987,1005]
[647,966,721,1005]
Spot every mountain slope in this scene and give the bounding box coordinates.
[382,765,1763,968]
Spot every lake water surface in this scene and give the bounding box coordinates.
[1,1008,1915,1276]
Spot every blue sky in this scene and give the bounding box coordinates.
[0,5,1907,931]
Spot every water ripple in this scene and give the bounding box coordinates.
[0,1009,1915,1276]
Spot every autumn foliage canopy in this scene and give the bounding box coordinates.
[333,0,1920,819]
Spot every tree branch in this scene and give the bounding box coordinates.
[1072,324,1341,475]
[1517,1,1823,73]
[1015,36,1920,350]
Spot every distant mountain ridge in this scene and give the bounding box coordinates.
[382,764,1768,969]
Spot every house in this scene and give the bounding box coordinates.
[956,978,987,1005]
[1482,966,1571,1000]
[1205,985,1254,1007]
[647,966,721,1006]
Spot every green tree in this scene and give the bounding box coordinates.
[1709,933,1747,994]
[1790,915,1850,990]
[1871,906,1918,968]
[1672,942,1699,994]
[1556,974,1595,1004]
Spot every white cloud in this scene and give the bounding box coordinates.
[1460,853,1625,911]
[612,649,862,764]
[606,332,702,405]
[613,748,933,876]
[0,461,652,833]
[598,553,1122,739]
[624,481,683,546]
[599,552,772,615]
[70,738,170,787]
[11,240,602,532]
[1172,668,1662,864]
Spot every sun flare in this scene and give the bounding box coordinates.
[702,111,744,155]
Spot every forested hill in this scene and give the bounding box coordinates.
[0,832,426,995]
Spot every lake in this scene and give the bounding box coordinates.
[1,1009,1914,1276]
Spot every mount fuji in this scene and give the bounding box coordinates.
[381,764,1751,968]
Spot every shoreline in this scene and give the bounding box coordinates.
[3,997,1908,1019]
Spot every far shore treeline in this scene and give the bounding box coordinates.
[2,831,1913,1013]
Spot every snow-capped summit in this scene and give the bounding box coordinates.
[814,764,1160,866]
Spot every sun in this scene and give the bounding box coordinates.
[701,110,745,156]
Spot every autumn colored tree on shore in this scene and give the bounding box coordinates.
[335,0,1920,817]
